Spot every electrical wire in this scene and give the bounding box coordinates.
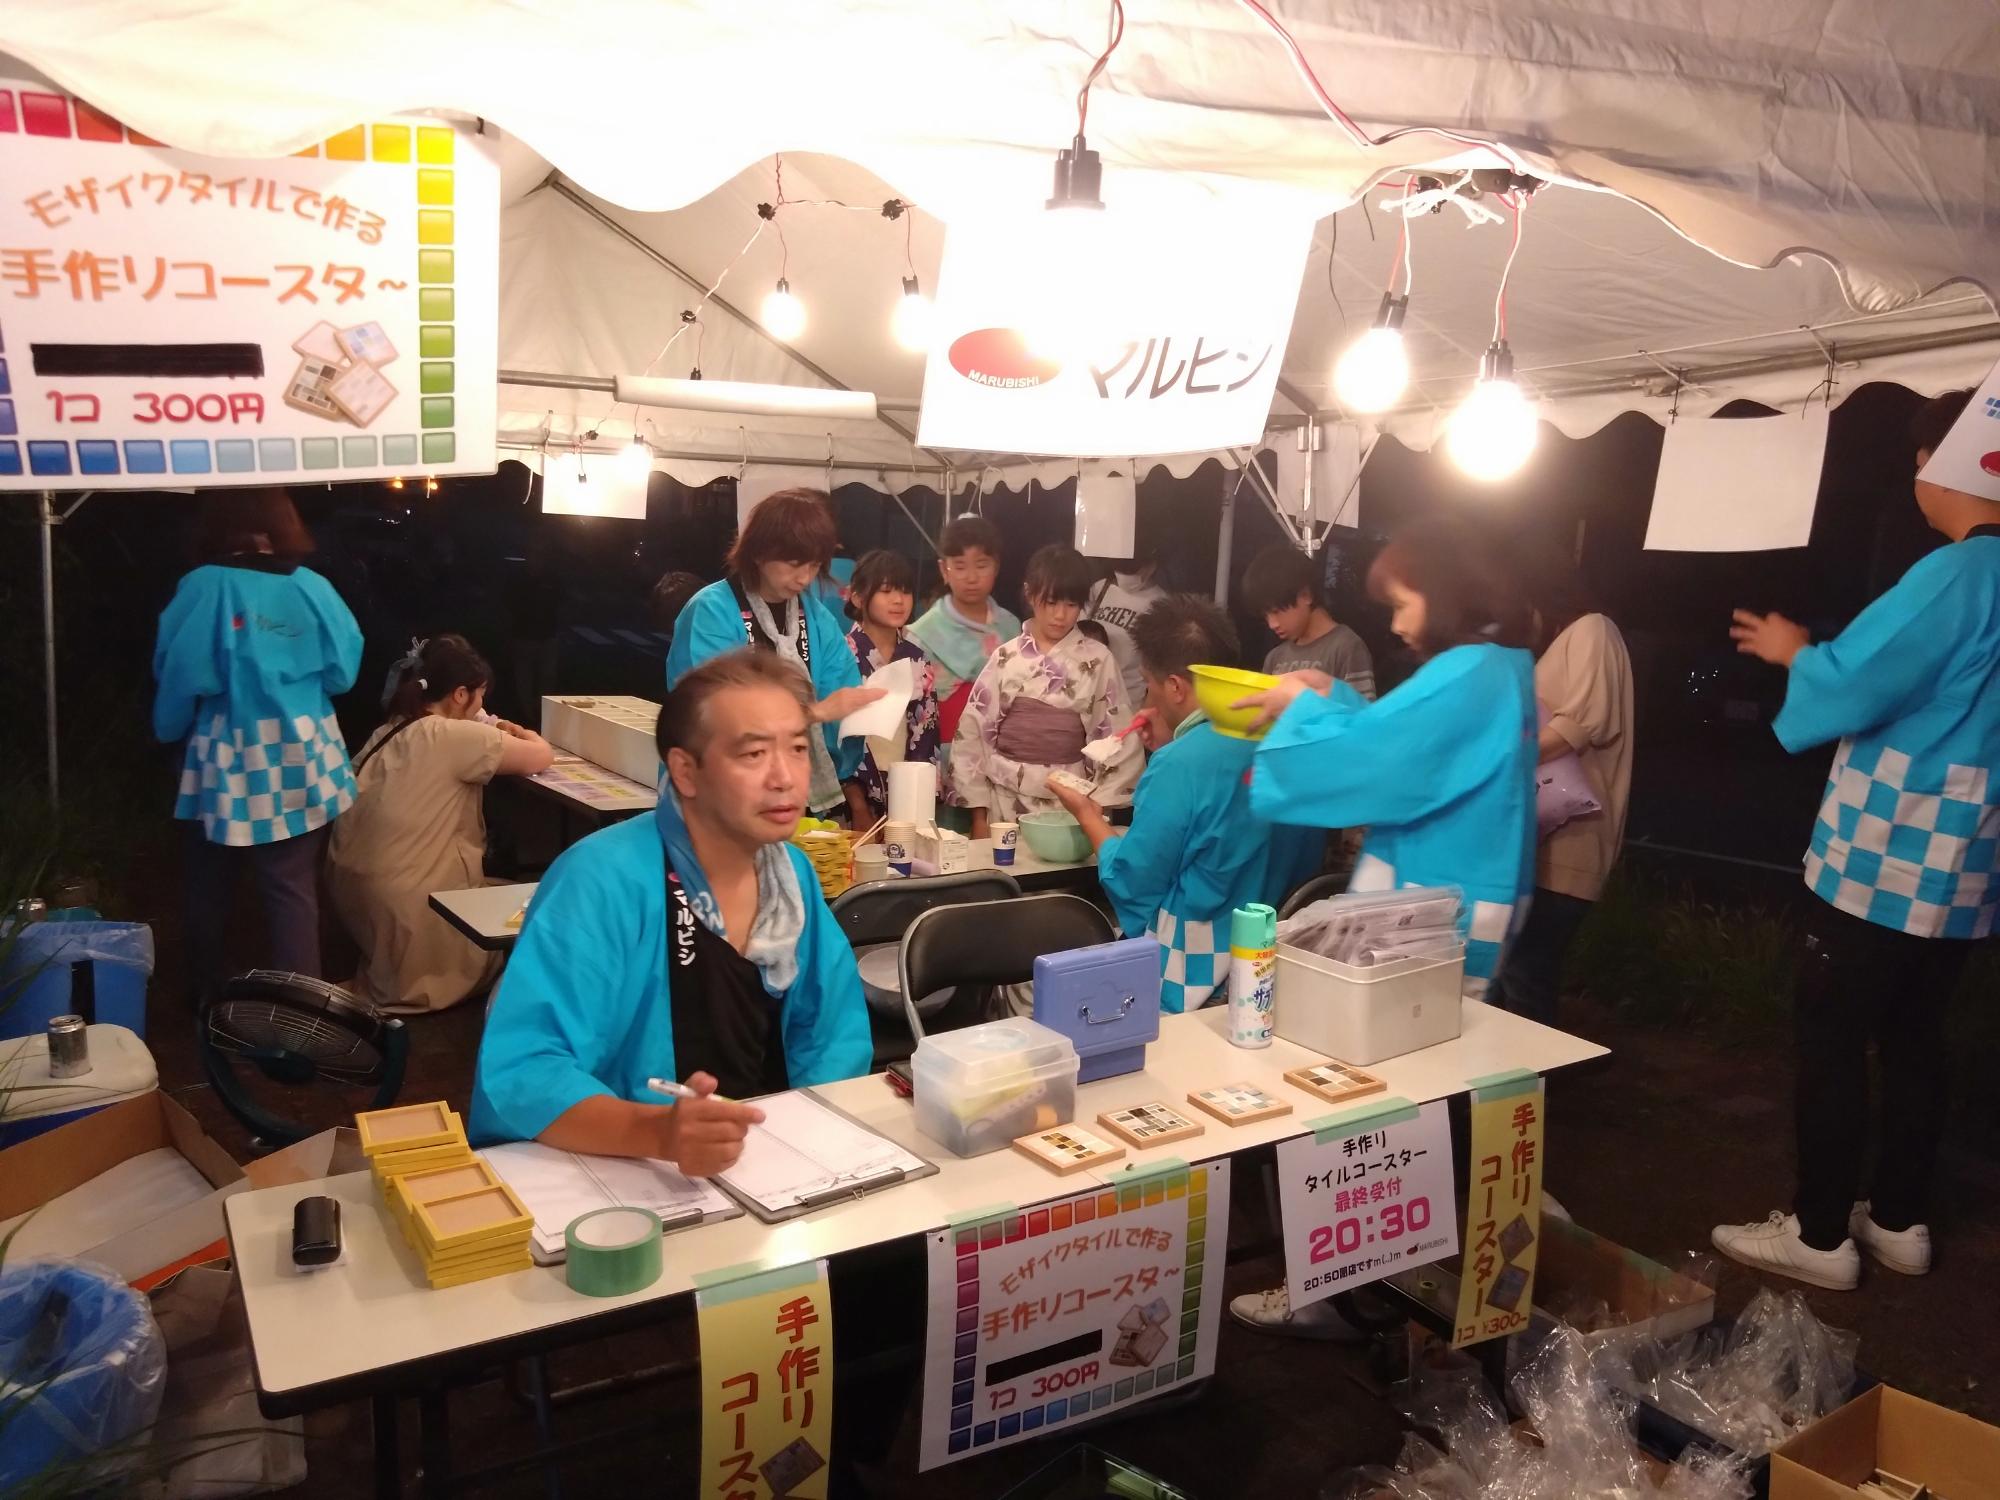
[1326,211,1345,333]
[1233,0,1519,170]
[1493,193,1525,342]
[1077,0,1127,135]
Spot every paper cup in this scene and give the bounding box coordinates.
[884,820,915,874]
[853,845,892,882]
[990,822,1018,866]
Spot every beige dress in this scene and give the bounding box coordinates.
[1536,613,1635,902]
[328,715,507,1012]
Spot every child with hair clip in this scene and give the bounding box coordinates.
[327,634,553,1013]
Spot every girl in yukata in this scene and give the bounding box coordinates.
[841,549,941,827]
[951,544,1140,838]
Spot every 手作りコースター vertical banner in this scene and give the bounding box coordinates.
[0,81,498,490]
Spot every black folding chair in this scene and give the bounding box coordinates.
[1278,870,1348,919]
[898,893,1114,1043]
[829,871,1024,1064]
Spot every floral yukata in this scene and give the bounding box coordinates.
[845,625,941,822]
[951,627,1138,820]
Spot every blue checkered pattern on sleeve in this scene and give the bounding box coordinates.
[1151,911,1229,1013]
[1346,852,1527,1001]
[1802,739,1999,939]
[175,710,356,847]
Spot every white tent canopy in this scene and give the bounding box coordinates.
[5,0,1997,489]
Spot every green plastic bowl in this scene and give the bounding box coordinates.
[1019,809,1092,863]
[1189,663,1279,739]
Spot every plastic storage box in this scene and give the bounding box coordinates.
[1271,944,1464,1065]
[1032,937,1162,1083]
[0,918,155,1041]
[912,1017,1080,1157]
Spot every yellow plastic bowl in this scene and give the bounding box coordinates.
[1190,664,1279,740]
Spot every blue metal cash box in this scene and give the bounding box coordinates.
[1031,937,1162,1083]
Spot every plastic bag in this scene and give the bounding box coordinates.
[1278,886,1464,968]
[1615,1287,1857,1456]
[1534,709,1602,836]
[0,1259,169,1489]
[1324,1325,1753,1500]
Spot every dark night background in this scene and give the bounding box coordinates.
[0,379,1944,891]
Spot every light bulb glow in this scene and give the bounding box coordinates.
[761,279,806,341]
[1446,377,1537,482]
[1026,205,1114,367]
[1333,326,1410,413]
[892,279,932,352]
[619,438,653,484]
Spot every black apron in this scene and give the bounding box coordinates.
[664,846,790,1100]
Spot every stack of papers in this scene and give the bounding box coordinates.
[481,1141,737,1262]
[718,1091,927,1220]
[1278,887,1464,967]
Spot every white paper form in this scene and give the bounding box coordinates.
[481,1141,736,1261]
[717,1090,926,1215]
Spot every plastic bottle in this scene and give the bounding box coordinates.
[1227,903,1278,1048]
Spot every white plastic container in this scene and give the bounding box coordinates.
[1271,944,1464,1065]
[540,695,662,785]
[911,1017,1079,1157]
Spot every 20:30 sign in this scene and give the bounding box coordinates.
[1307,1196,1435,1261]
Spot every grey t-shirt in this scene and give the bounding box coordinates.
[1264,623,1376,700]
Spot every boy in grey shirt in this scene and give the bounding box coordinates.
[1243,544,1376,699]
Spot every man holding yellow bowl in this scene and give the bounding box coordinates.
[1050,596,1319,1012]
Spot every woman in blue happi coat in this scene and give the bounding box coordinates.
[1235,521,1540,1000]
[665,488,882,817]
[1228,521,1538,1342]
[152,488,362,1004]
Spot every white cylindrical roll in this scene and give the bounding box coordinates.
[612,374,878,421]
[886,762,937,825]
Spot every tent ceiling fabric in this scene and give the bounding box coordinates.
[5,0,1996,480]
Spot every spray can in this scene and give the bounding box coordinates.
[1227,903,1278,1048]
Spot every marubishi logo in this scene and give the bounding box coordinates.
[948,329,1062,390]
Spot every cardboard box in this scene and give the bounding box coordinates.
[916,823,971,874]
[541,694,662,785]
[0,1094,360,1286]
[1771,1386,2000,1500]
[1533,1215,1717,1351]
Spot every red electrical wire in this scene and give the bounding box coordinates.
[1234,0,1517,170]
[1077,0,1126,136]
[1493,192,1525,342]
[1381,177,1414,295]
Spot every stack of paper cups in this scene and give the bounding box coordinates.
[887,762,937,825]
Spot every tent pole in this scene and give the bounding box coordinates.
[39,490,58,810]
[1215,467,1247,608]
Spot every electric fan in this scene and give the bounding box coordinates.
[200,970,409,1148]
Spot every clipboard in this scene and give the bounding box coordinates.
[713,1087,940,1224]
[479,1141,743,1265]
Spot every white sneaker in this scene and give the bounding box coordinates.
[1848,1202,1932,1276]
[1710,1211,1860,1291]
[1228,1284,1368,1341]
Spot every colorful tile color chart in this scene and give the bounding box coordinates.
[918,1160,1231,1471]
[0,82,496,489]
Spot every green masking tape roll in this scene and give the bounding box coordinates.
[564,1206,663,1297]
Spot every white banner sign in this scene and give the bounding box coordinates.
[1915,356,2000,502]
[1644,410,1828,552]
[917,210,1313,458]
[1276,1099,1457,1310]
[0,80,498,490]
[918,1160,1229,1471]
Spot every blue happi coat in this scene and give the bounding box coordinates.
[1778,529,2000,938]
[151,561,361,846]
[1249,643,1539,995]
[1096,709,1319,1012]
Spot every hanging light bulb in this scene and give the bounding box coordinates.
[761,277,805,340]
[1446,341,1537,482]
[891,275,932,352]
[619,436,653,483]
[1333,294,1411,413]
[1028,134,1111,366]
